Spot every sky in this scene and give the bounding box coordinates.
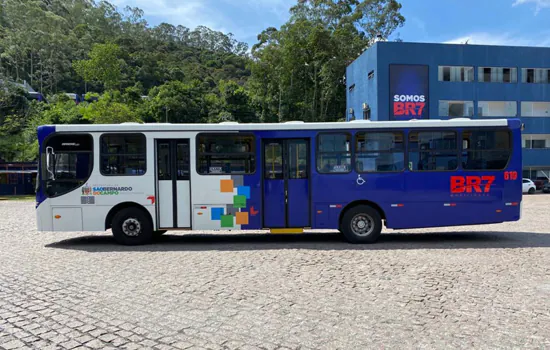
[110,0,550,47]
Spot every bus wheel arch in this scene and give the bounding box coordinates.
[105,202,153,231]
[338,201,386,244]
[106,203,154,245]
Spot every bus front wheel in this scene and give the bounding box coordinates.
[341,205,382,244]
[111,207,153,245]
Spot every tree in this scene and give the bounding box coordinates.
[79,91,140,124]
[250,0,405,122]
[145,81,207,124]
[0,0,256,161]
[74,43,126,90]
[218,80,257,123]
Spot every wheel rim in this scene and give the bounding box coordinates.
[122,218,141,237]
[350,213,375,236]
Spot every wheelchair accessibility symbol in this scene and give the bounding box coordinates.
[356,174,366,186]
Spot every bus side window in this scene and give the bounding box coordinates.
[316,133,352,174]
[356,132,404,173]
[197,134,256,175]
[409,131,458,171]
[462,130,511,170]
[100,133,146,176]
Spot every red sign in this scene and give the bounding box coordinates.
[451,176,495,194]
[504,171,518,180]
[393,102,426,116]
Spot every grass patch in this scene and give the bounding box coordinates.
[0,195,35,201]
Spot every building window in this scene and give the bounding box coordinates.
[522,68,550,84]
[356,132,404,172]
[409,131,458,171]
[363,105,371,120]
[523,169,550,182]
[100,134,146,176]
[317,133,352,173]
[521,102,550,117]
[197,134,255,175]
[368,70,375,80]
[439,100,474,117]
[438,66,474,82]
[522,134,550,149]
[478,67,517,83]
[478,101,517,117]
[462,130,511,170]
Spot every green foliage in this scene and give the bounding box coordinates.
[146,81,206,123]
[250,0,405,122]
[217,80,258,123]
[80,91,141,124]
[0,0,406,162]
[73,43,126,90]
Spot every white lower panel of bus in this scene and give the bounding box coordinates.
[52,207,83,231]
[176,181,190,227]
[158,181,173,228]
[158,180,191,228]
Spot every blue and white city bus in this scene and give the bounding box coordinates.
[36,118,523,245]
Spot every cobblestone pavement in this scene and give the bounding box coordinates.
[1,197,550,350]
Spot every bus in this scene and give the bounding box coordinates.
[35,118,523,245]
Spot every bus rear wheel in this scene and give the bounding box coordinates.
[111,207,153,245]
[341,205,382,244]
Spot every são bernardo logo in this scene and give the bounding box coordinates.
[81,184,132,196]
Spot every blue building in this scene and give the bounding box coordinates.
[346,41,550,181]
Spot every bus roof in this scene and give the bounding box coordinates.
[46,118,518,133]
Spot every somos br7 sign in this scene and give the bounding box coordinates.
[390,64,429,120]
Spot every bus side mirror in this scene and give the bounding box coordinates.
[46,146,56,181]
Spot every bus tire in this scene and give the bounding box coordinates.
[341,205,382,244]
[111,207,153,245]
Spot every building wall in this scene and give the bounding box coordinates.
[346,44,378,120]
[346,41,550,175]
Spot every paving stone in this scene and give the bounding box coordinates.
[0,199,549,349]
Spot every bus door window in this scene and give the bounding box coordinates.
[265,142,283,179]
[157,142,171,180]
[288,141,308,179]
[176,141,190,180]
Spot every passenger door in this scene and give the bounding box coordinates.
[156,139,191,228]
[263,139,310,228]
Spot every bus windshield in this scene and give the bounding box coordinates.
[40,134,93,197]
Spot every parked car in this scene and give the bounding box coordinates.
[534,177,550,190]
[543,182,550,193]
[523,178,536,194]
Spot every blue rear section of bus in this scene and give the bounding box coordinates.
[241,119,522,230]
